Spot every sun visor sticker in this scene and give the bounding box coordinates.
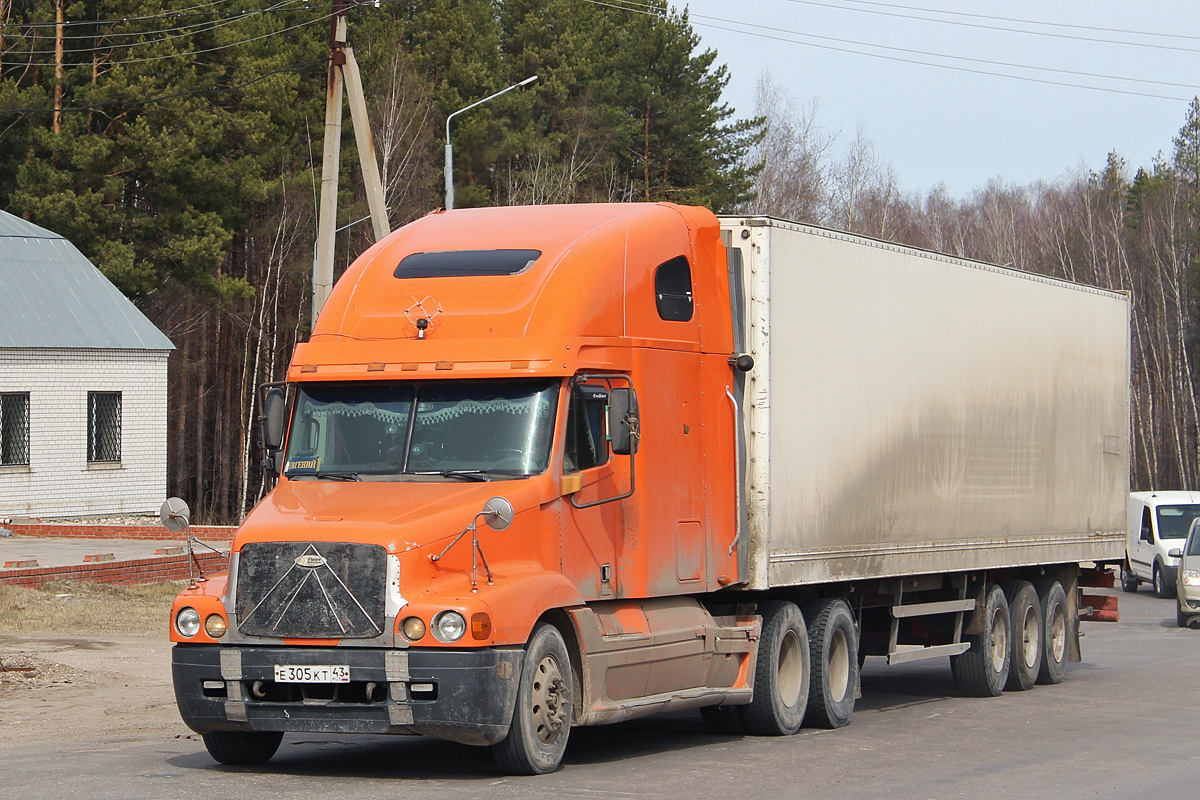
[285,456,321,474]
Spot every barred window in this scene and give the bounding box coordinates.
[88,392,122,464]
[0,393,30,466]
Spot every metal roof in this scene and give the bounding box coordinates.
[0,210,174,350]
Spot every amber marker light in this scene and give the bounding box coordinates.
[470,613,492,640]
[401,617,427,641]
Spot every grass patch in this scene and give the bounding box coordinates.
[0,580,184,636]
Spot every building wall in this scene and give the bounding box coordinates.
[0,348,170,517]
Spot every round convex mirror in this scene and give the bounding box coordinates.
[160,497,191,533]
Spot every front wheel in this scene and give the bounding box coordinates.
[491,624,574,775]
[202,730,283,765]
[1154,564,1176,599]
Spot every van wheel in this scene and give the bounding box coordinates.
[202,731,283,765]
[743,601,809,735]
[491,624,573,775]
[951,584,1010,697]
[1034,579,1069,685]
[1000,581,1042,691]
[803,598,857,728]
[1153,564,1176,599]
[1120,564,1139,593]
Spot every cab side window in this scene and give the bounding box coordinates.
[655,256,693,321]
[1142,507,1154,542]
[564,385,609,473]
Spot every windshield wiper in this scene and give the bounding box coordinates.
[410,469,491,482]
[286,470,361,481]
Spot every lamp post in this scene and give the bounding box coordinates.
[444,75,538,211]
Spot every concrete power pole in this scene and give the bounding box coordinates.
[312,2,390,323]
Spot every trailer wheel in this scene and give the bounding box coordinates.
[491,624,573,775]
[950,584,1010,697]
[743,601,809,736]
[1153,563,1176,599]
[803,598,857,728]
[699,704,748,735]
[201,730,283,765]
[1000,581,1042,692]
[1034,579,1069,685]
[1120,563,1139,593]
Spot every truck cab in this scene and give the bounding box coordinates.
[1124,491,1200,598]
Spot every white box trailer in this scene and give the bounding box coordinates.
[719,217,1131,590]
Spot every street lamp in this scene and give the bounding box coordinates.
[444,75,538,211]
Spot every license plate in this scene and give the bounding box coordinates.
[273,664,350,683]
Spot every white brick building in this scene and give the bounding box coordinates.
[0,211,174,517]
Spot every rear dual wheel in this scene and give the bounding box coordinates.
[742,601,810,735]
[803,598,858,729]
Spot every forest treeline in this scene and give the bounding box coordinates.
[0,0,1197,519]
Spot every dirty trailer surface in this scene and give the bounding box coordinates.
[0,588,1195,799]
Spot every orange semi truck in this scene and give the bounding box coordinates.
[167,203,1130,773]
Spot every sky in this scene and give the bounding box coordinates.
[674,0,1200,198]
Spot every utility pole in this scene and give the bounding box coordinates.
[312,1,390,322]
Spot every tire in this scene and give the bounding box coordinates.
[1154,563,1176,599]
[1000,580,1042,692]
[1033,579,1069,685]
[1120,563,1139,593]
[1178,601,1189,628]
[201,730,283,765]
[743,600,810,736]
[803,598,858,728]
[491,624,574,775]
[950,583,1010,698]
[700,704,748,735]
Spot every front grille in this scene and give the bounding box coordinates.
[235,542,386,639]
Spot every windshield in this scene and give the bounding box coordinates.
[282,379,558,480]
[1156,505,1200,540]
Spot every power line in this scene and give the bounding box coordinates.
[586,0,1194,102]
[780,0,1200,55]
[0,59,324,114]
[828,0,1200,45]
[2,0,312,46]
[0,8,334,67]
[0,0,240,29]
[3,0,313,57]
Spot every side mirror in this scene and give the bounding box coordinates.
[608,387,639,456]
[1169,548,1183,559]
[160,497,191,533]
[262,386,286,451]
[481,496,514,531]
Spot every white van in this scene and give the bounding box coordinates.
[1124,491,1200,597]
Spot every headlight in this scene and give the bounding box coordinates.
[204,614,228,638]
[401,616,426,641]
[431,610,467,643]
[1183,570,1200,586]
[175,607,201,638]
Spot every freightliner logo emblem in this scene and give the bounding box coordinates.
[294,554,328,568]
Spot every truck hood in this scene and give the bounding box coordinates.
[236,478,539,554]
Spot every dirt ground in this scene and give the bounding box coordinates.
[0,581,196,748]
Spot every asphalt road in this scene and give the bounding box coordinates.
[4,587,1200,799]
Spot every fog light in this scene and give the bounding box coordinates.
[432,610,466,643]
[175,607,201,638]
[204,614,228,638]
[471,612,492,640]
[401,616,426,641]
